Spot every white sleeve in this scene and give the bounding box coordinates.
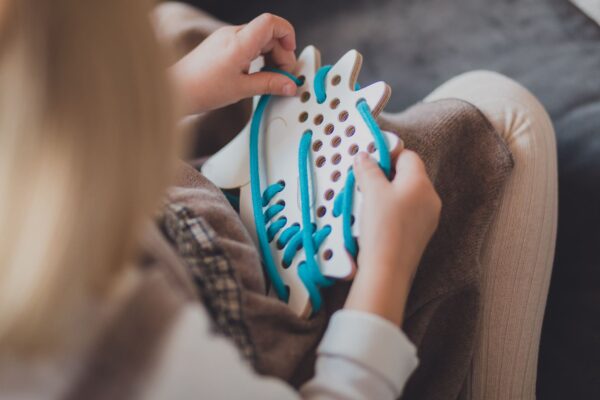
[140,305,418,400]
[300,310,419,399]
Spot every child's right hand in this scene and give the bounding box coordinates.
[344,150,441,326]
[171,13,298,114]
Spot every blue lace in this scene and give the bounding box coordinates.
[249,65,391,313]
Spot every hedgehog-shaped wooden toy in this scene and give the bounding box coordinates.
[202,46,402,317]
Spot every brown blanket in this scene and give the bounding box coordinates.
[145,3,514,399]
[157,99,512,399]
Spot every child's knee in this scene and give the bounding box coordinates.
[466,72,557,182]
[427,70,554,147]
[456,70,546,118]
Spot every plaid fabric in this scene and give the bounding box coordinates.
[160,202,256,363]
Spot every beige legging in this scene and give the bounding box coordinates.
[423,71,558,399]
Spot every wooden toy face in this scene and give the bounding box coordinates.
[202,46,400,317]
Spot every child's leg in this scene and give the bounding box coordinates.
[424,71,558,399]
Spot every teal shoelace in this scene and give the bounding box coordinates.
[249,65,391,314]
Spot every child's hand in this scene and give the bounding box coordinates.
[171,13,298,114]
[344,150,442,325]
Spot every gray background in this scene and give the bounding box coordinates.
[189,1,600,397]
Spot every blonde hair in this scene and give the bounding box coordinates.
[0,0,176,355]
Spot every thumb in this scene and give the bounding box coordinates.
[243,71,297,97]
[353,152,388,194]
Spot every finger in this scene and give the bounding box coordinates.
[387,137,404,180]
[353,152,388,194]
[264,40,297,72]
[242,71,297,97]
[392,150,426,184]
[236,14,296,59]
[389,136,404,161]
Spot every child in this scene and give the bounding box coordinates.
[0,1,556,399]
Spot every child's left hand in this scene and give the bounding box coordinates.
[171,13,298,114]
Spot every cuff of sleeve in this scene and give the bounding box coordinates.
[318,309,419,396]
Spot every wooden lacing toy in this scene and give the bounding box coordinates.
[202,46,402,317]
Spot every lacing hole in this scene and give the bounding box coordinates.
[324,124,334,135]
[345,126,356,137]
[338,110,349,122]
[317,206,326,217]
[314,114,324,125]
[348,144,359,155]
[324,189,335,201]
[297,75,306,84]
[323,249,333,260]
[312,140,323,152]
[331,75,341,86]
[331,170,341,182]
[331,136,341,147]
[301,92,310,102]
[351,215,356,226]
[330,98,340,109]
[332,153,342,165]
[316,156,326,168]
[299,112,308,122]
[277,199,286,207]
[277,179,286,187]
[367,142,376,153]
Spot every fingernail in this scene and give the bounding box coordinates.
[283,83,295,96]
